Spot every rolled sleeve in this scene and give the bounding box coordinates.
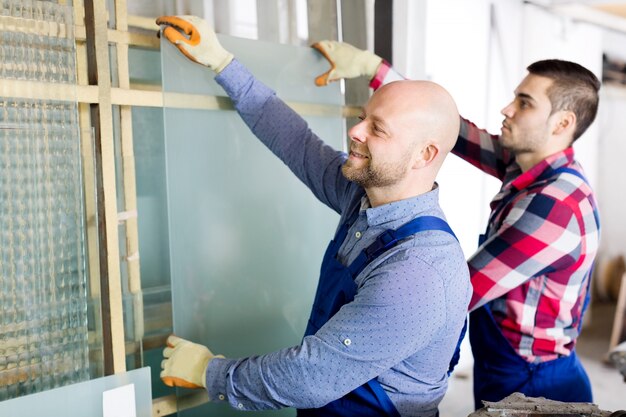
[205,357,232,404]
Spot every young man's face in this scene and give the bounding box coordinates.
[499,74,560,155]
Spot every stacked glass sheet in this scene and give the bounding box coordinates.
[0,0,89,400]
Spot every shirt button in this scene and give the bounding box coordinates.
[238,403,244,409]
[343,338,352,346]
[218,394,225,401]
[355,231,362,238]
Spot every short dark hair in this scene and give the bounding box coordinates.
[527,59,600,142]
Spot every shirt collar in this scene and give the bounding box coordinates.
[510,147,575,190]
[359,183,441,227]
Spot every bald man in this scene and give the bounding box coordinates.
[157,15,471,417]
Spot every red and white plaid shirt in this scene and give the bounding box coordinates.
[456,118,600,362]
[372,63,601,363]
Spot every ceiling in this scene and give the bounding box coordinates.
[529,1,626,32]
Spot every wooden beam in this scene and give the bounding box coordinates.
[114,0,145,351]
[127,14,159,31]
[108,29,159,48]
[74,0,102,333]
[152,392,209,417]
[83,0,126,376]
[0,80,361,117]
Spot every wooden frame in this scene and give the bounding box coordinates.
[0,1,358,414]
[77,0,360,416]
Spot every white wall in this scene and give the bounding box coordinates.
[597,85,626,258]
[597,30,626,260]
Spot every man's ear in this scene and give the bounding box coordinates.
[413,143,439,169]
[553,110,576,136]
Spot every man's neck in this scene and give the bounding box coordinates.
[516,153,544,172]
[515,142,570,172]
[365,181,435,208]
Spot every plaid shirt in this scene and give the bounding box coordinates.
[455,119,600,362]
[372,63,601,363]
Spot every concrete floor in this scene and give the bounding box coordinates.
[439,301,626,417]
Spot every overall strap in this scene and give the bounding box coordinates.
[348,216,457,277]
[552,166,587,182]
[552,166,600,227]
[333,201,363,248]
[551,166,599,331]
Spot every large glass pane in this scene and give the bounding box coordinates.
[160,36,344,415]
[0,0,91,400]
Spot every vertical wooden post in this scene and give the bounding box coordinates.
[83,0,126,375]
[114,0,145,367]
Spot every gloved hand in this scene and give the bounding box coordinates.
[156,15,234,73]
[311,40,383,86]
[160,335,221,389]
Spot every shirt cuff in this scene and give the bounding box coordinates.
[205,357,232,404]
[370,59,391,90]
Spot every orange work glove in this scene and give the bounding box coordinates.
[160,335,222,389]
[156,15,233,73]
[311,40,383,86]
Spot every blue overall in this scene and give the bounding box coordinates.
[471,167,598,409]
[297,209,457,417]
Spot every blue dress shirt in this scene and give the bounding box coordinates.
[204,59,471,417]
